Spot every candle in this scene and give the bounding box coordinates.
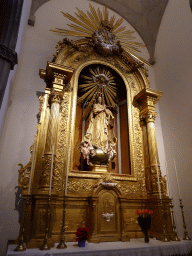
[156,158,162,199]
[49,145,54,196]
[165,160,171,197]
[174,160,181,199]
[28,142,36,195]
[65,147,70,196]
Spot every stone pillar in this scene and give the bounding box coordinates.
[0,0,24,106]
[134,88,163,197]
[38,62,74,192]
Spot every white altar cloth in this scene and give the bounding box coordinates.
[7,239,192,256]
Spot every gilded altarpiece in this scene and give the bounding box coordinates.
[17,5,176,249]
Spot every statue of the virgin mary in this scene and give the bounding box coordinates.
[80,95,116,166]
[77,68,118,166]
[83,95,114,150]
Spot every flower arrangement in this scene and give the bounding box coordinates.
[136,209,153,216]
[136,209,153,243]
[75,227,89,241]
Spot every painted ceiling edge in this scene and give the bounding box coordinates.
[27,0,169,64]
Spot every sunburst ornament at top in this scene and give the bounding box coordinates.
[51,3,150,65]
[78,66,117,120]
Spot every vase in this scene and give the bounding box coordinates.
[143,230,149,243]
[78,240,86,247]
[137,216,151,243]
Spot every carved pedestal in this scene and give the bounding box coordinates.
[90,165,108,173]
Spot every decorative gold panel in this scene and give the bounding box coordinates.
[99,191,117,233]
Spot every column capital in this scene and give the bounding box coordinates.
[134,88,163,107]
[49,88,63,104]
[134,88,163,123]
[141,111,157,123]
[39,61,74,91]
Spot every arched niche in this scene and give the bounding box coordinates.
[73,63,131,175]
[53,41,149,181]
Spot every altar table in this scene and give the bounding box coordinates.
[7,238,192,256]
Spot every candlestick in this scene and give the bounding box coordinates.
[165,160,171,197]
[57,147,70,249]
[156,158,162,199]
[179,199,191,240]
[14,196,30,251]
[49,145,54,196]
[170,199,180,241]
[39,195,51,250]
[65,147,70,196]
[165,162,180,241]
[28,142,36,195]
[174,160,181,199]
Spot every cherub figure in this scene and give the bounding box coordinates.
[105,139,117,162]
[79,140,95,165]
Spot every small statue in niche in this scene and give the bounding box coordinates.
[79,140,95,165]
[105,138,117,162]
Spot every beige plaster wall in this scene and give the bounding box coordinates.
[154,0,192,238]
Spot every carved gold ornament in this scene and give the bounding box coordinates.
[78,66,117,119]
[51,4,150,66]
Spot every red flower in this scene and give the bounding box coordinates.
[75,227,89,241]
[136,209,153,216]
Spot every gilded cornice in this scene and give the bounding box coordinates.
[69,171,137,181]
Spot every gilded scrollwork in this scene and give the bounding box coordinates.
[52,160,63,192]
[117,183,138,195]
[132,107,146,195]
[54,91,70,191]
[18,162,31,190]
[18,143,35,190]
[124,214,138,229]
[53,38,94,63]
[39,154,55,188]
[39,95,45,114]
[67,180,95,193]
[127,75,136,89]
[161,174,167,196]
